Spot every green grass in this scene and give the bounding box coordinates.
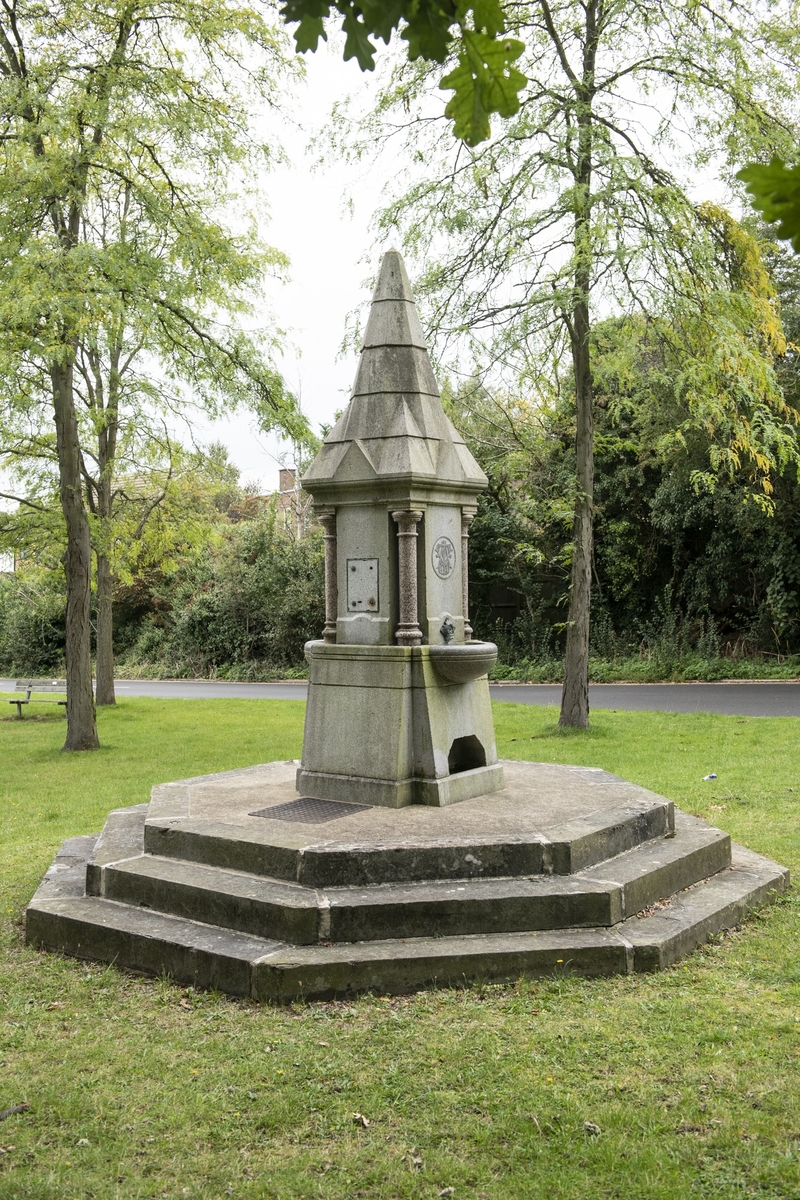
[1,698,800,1200]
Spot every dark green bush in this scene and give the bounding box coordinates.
[118,513,325,676]
[0,570,66,675]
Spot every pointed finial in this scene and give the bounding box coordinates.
[361,249,427,351]
[371,249,415,303]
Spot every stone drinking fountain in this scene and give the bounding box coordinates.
[26,252,788,1000]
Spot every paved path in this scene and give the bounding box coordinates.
[5,677,800,717]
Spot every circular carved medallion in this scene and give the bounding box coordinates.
[432,536,456,579]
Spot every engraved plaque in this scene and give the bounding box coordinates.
[431,536,456,579]
[347,558,379,611]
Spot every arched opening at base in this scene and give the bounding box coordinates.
[448,735,487,774]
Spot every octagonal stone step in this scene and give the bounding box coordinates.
[25,836,787,999]
[142,799,675,885]
[102,855,321,944]
[93,810,731,944]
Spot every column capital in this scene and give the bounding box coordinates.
[391,509,424,532]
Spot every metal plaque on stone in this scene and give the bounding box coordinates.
[347,558,379,611]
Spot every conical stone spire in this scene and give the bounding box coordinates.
[302,250,487,503]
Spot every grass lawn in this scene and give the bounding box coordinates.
[1,697,799,1200]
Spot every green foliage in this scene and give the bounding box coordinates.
[441,24,525,145]
[0,0,308,442]
[439,214,800,671]
[119,509,325,676]
[0,451,326,678]
[739,157,800,252]
[280,0,526,145]
[0,569,66,675]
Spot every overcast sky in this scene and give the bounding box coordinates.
[190,41,392,492]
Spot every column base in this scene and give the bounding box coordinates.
[296,762,505,810]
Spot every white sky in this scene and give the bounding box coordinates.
[190,43,391,492]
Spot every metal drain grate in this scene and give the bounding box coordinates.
[249,797,369,825]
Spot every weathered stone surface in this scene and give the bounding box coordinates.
[361,297,427,350]
[25,813,788,999]
[352,345,440,399]
[33,835,98,900]
[28,895,276,997]
[548,801,674,874]
[26,842,281,997]
[368,249,416,304]
[145,817,302,881]
[142,760,673,880]
[301,250,486,502]
[327,395,461,445]
[324,875,622,941]
[253,928,632,1000]
[298,642,503,807]
[584,811,730,917]
[102,855,320,944]
[86,804,147,895]
[297,835,547,887]
[621,844,789,971]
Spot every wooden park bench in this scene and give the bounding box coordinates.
[9,679,67,719]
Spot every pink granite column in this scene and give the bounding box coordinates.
[318,511,338,644]
[392,510,423,646]
[462,508,475,642]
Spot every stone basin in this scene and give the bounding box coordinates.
[429,640,497,683]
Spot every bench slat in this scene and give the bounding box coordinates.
[14,679,67,693]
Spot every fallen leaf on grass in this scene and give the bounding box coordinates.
[439,1189,455,1198]
[179,998,192,1010]
[45,1001,64,1010]
[676,1123,707,1136]
[584,1121,601,1136]
[352,1113,370,1128]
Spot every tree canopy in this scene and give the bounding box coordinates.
[0,0,308,747]
[280,0,526,145]
[333,0,800,725]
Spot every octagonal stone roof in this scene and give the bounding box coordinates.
[301,250,487,505]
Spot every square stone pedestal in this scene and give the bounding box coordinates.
[297,640,504,808]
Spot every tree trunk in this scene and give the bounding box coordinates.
[95,550,116,705]
[92,337,122,706]
[559,2,597,730]
[51,359,100,749]
[559,294,594,729]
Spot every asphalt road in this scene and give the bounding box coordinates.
[5,677,800,717]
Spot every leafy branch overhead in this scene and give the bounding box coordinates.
[280,0,526,145]
[738,158,800,253]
